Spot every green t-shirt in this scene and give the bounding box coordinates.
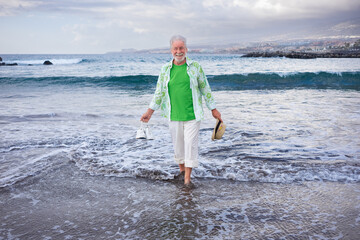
[168,63,195,121]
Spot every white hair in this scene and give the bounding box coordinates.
[170,35,187,48]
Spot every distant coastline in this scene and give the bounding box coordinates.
[242,50,360,59]
[107,38,360,57]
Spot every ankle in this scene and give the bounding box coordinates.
[184,178,191,185]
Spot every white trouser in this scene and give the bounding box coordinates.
[169,120,201,168]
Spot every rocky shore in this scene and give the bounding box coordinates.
[242,51,360,59]
[0,62,18,66]
[0,56,17,66]
[0,56,53,66]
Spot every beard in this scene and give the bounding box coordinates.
[174,53,186,64]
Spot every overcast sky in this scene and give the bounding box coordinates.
[1,0,360,54]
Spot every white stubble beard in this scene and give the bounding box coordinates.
[174,53,186,64]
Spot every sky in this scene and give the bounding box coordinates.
[1,0,360,54]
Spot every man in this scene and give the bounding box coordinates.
[140,35,222,187]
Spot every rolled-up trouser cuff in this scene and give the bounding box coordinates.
[184,159,199,168]
[174,158,199,168]
[174,158,185,165]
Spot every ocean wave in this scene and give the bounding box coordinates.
[79,58,97,64]
[64,135,360,184]
[70,152,360,184]
[1,138,358,188]
[1,71,360,90]
[1,114,359,188]
[207,72,360,90]
[10,58,84,65]
[0,113,58,124]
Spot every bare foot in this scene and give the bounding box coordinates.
[174,171,185,181]
[184,182,195,189]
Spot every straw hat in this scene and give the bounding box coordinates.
[212,119,226,140]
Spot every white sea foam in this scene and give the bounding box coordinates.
[1,89,360,186]
[14,58,83,65]
[1,54,360,78]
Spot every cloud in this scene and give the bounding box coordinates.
[0,0,41,16]
[62,23,86,42]
[1,0,360,53]
[203,0,360,19]
[3,0,360,26]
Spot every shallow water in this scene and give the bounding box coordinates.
[0,161,359,240]
[1,87,359,187]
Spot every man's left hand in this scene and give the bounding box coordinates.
[211,109,223,122]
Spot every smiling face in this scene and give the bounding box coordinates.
[171,40,188,65]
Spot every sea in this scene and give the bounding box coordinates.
[0,53,360,239]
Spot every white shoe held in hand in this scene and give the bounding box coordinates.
[136,122,146,139]
[145,124,154,140]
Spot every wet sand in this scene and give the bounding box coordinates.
[0,161,359,240]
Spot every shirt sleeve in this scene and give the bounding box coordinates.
[197,65,216,110]
[149,71,165,111]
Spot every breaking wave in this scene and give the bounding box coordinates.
[1,71,360,91]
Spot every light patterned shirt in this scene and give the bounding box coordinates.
[149,57,216,121]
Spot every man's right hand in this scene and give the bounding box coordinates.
[140,108,154,122]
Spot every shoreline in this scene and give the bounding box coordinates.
[242,51,360,59]
[1,161,359,239]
